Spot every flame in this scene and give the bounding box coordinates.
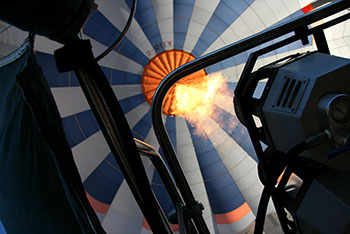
[170,72,232,135]
[141,50,236,137]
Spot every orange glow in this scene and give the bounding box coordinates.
[142,50,207,115]
[142,50,232,136]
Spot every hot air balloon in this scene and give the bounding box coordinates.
[0,0,349,233]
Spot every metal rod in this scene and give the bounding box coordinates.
[95,0,137,61]
[151,0,350,232]
[135,139,184,210]
[74,55,173,233]
[135,138,198,233]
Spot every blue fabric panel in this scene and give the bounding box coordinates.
[76,110,99,137]
[200,158,228,181]
[84,153,123,204]
[173,0,195,50]
[226,82,237,96]
[100,66,112,83]
[151,171,174,215]
[211,105,257,161]
[84,11,120,45]
[68,71,80,86]
[35,52,77,87]
[62,110,99,148]
[188,131,215,155]
[0,221,5,234]
[205,57,235,74]
[124,0,133,10]
[111,69,142,85]
[165,116,177,151]
[104,62,145,95]
[115,37,149,66]
[196,148,221,169]
[134,0,163,54]
[132,110,152,140]
[187,122,245,213]
[191,40,209,58]
[205,174,245,213]
[205,63,222,74]
[192,0,254,57]
[83,11,148,66]
[233,51,250,66]
[61,115,85,148]
[118,93,145,114]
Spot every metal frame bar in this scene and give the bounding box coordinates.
[151,0,350,232]
[67,43,174,234]
[135,139,198,234]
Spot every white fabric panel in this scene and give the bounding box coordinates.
[140,227,154,234]
[144,126,160,151]
[87,35,144,74]
[112,84,142,100]
[325,11,350,58]
[298,0,312,8]
[124,102,150,128]
[175,116,216,234]
[284,0,302,15]
[201,115,263,216]
[218,66,238,83]
[204,7,265,54]
[72,131,110,181]
[0,26,28,47]
[0,42,20,59]
[216,211,255,234]
[213,45,313,87]
[33,36,62,54]
[102,180,144,234]
[143,156,156,181]
[250,0,279,28]
[204,0,302,55]
[0,22,61,55]
[102,139,155,233]
[219,27,239,46]
[152,0,174,50]
[95,0,127,30]
[96,0,154,58]
[265,0,293,22]
[251,45,314,73]
[51,86,90,118]
[183,0,220,52]
[95,212,106,223]
[264,212,284,234]
[183,21,206,52]
[220,64,244,83]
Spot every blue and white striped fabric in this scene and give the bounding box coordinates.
[1,0,348,233]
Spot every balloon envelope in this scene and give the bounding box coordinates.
[0,0,349,233]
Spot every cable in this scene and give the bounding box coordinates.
[254,130,330,233]
[95,0,136,61]
[254,187,272,234]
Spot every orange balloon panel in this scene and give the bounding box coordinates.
[141,50,207,115]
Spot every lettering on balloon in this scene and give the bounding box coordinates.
[146,41,173,57]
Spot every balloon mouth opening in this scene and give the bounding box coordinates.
[141,49,207,116]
